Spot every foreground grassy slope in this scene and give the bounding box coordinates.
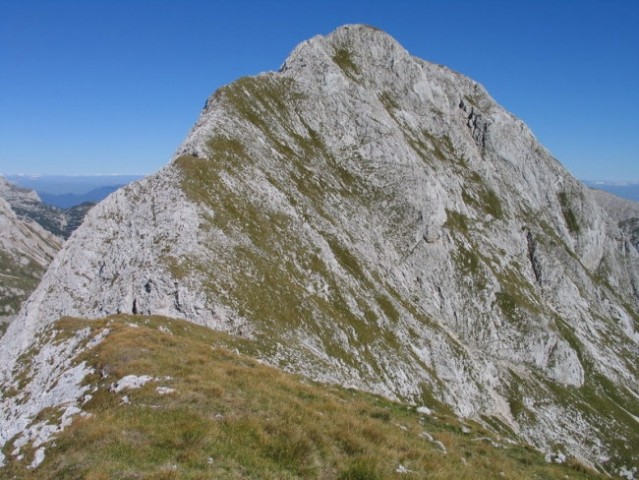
[1,315,602,479]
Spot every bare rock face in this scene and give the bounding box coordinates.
[591,188,639,255]
[0,177,42,205]
[0,198,61,332]
[1,25,637,476]
[0,176,93,239]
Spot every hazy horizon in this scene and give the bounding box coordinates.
[2,1,638,180]
[5,174,639,206]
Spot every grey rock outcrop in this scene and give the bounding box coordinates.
[1,25,637,476]
[0,176,93,239]
[591,188,639,254]
[0,198,61,331]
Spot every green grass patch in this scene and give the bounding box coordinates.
[492,264,543,323]
[558,191,580,234]
[0,250,46,315]
[461,172,504,220]
[444,209,469,235]
[1,314,607,480]
[333,48,360,80]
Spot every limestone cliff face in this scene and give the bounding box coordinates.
[591,188,639,254]
[1,25,637,476]
[0,197,61,332]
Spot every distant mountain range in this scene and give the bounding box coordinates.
[38,185,124,209]
[0,176,94,239]
[584,181,639,202]
[5,174,143,208]
[5,175,638,208]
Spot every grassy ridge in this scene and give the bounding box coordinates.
[1,315,603,479]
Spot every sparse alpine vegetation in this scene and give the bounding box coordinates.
[0,198,61,329]
[1,315,604,480]
[1,24,637,479]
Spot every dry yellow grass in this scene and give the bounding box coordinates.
[1,315,604,479]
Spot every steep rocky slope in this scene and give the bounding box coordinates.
[0,198,61,334]
[1,25,637,477]
[0,176,93,239]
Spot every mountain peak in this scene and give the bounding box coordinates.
[281,23,435,89]
[283,23,406,66]
[1,26,638,476]
[325,23,411,60]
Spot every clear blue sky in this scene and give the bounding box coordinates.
[1,0,637,181]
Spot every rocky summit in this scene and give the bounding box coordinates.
[0,25,637,477]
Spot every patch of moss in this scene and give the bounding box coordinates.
[461,172,504,220]
[479,187,504,219]
[326,236,367,285]
[333,48,360,80]
[462,252,488,292]
[504,376,537,424]
[495,291,520,320]
[444,209,469,236]
[455,244,481,276]
[493,264,543,323]
[0,251,45,315]
[220,75,301,136]
[558,191,580,234]
[375,295,400,323]
[378,92,399,113]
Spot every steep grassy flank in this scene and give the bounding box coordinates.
[1,315,603,480]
